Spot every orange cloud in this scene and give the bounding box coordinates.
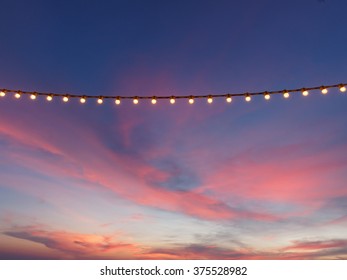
[4,226,141,259]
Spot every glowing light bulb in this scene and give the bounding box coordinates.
[151,97,157,104]
[133,97,139,104]
[245,94,251,102]
[80,97,86,104]
[226,95,232,103]
[30,94,37,100]
[63,96,69,102]
[188,96,194,104]
[264,92,271,100]
[115,97,121,105]
[15,92,21,99]
[207,96,213,104]
[0,91,6,97]
[170,97,175,104]
[283,91,290,98]
[321,87,328,94]
[339,85,346,92]
[46,95,53,101]
[302,89,309,96]
[97,97,103,104]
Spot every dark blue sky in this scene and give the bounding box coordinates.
[1,0,347,260]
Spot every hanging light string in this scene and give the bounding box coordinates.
[0,83,346,105]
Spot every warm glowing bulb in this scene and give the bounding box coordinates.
[46,95,53,101]
[283,91,290,98]
[80,97,86,103]
[188,97,194,104]
[0,91,6,97]
[151,97,157,104]
[15,93,21,99]
[245,94,251,102]
[302,90,309,96]
[170,97,175,104]
[97,97,103,104]
[264,92,271,100]
[321,88,328,94]
[63,96,69,102]
[133,97,139,104]
[30,94,37,100]
[226,96,232,103]
[115,97,121,105]
[207,96,213,104]
[340,85,346,92]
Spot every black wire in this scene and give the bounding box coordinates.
[1,83,346,100]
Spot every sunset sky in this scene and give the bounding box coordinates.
[1,0,347,259]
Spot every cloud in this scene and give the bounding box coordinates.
[283,239,347,252]
[198,142,347,217]
[0,112,277,222]
[3,226,141,259]
[3,224,347,259]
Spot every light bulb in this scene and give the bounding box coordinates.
[97,97,103,104]
[339,85,346,92]
[170,97,175,104]
[46,95,53,101]
[283,91,290,98]
[63,96,69,102]
[245,94,251,102]
[30,94,37,100]
[151,97,157,104]
[188,96,194,104]
[80,97,86,104]
[226,95,232,103]
[115,97,121,105]
[15,92,21,99]
[264,92,271,100]
[321,87,328,94]
[302,89,309,96]
[0,91,6,97]
[207,96,213,104]
[133,97,139,104]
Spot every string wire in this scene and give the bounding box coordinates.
[0,83,346,103]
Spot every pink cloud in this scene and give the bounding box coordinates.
[0,111,277,222]
[198,142,347,215]
[284,239,347,252]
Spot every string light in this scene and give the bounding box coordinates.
[80,96,86,104]
[321,86,328,94]
[115,97,121,105]
[302,89,309,96]
[0,83,345,107]
[264,92,270,100]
